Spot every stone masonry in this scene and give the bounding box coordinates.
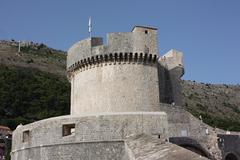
[11,25,238,160]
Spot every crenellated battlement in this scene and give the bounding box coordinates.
[67,26,160,115]
[67,26,158,70]
[67,52,158,73]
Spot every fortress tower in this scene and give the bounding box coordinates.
[11,26,221,160]
[67,26,160,115]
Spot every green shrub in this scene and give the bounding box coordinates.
[0,66,70,130]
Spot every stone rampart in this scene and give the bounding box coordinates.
[11,112,168,160]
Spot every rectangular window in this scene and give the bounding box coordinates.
[181,129,188,137]
[62,124,75,137]
[22,130,30,142]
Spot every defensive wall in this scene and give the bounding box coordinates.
[11,25,228,160]
[67,26,160,115]
[67,26,158,69]
[158,49,184,106]
[160,102,223,159]
[11,112,168,160]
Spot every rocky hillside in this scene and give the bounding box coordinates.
[0,40,66,76]
[0,40,239,131]
[182,80,240,131]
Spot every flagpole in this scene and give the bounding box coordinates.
[88,17,92,39]
[89,17,92,55]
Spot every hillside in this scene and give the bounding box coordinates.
[0,40,70,129]
[0,40,239,131]
[0,40,66,76]
[182,80,240,131]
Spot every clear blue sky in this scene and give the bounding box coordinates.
[1,0,240,84]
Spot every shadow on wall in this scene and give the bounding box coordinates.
[158,63,184,107]
[225,153,238,160]
[169,137,213,159]
[218,134,240,160]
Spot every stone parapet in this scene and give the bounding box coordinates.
[67,26,158,71]
[67,52,157,74]
[11,112,168,159]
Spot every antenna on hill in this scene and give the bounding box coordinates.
[88,17,92,38]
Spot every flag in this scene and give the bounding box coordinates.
[88,17,92,33]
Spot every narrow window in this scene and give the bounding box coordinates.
[145,30,148,34]
[22,130,30,142]
[62,124,75,137]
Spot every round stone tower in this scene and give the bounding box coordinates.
[11,25,222,160]
[67,26,160,115]
[11,26,169,160]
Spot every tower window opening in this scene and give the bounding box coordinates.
[22,130,30,142]
[62,124,75,137]
[145,30,148,34]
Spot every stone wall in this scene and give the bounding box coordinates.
[158,49,184,106]
[107,26,158,54]
[124,134,209,160]
[11,112,168,160]
[67,26,158,71]
[218,134,240,160]
[67,37,103,68]
[159,103,216,139]
[11,141,125,160]
[70,63,160,115]
[159,103,223,159]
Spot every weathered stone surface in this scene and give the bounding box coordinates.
[11,141,125,160]
[67,26,158,69]
[67,37,103,68]
[158,49,184,106]
[159,49,184,71]
[70,64,160,115]
[68,26,160,115]
[11,112,168,160]
[124,134,209,160]
[11,25,237,160]
[159,103,224,159]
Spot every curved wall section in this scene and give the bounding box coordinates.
[70,62,160,115]
[11,112,168,160]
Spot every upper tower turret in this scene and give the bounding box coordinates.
[67,26,158,73]
[67,26,160,115]
[131,26,158,54]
